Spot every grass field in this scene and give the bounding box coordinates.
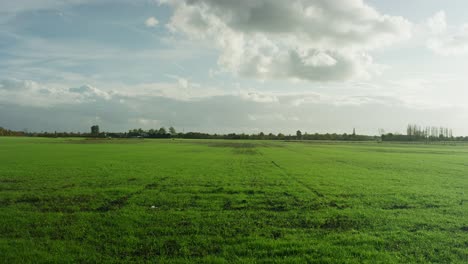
[0,137,467,263]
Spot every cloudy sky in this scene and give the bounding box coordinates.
[1,0,468,135]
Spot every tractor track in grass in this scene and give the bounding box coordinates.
[270,160,324,198]
[97,177,169,212]
[256,150,325,198]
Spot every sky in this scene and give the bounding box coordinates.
[1,0,468,135]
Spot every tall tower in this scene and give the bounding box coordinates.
[91,125,100,136]
[353,128,356,136]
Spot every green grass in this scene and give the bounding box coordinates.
[0,137,467,263]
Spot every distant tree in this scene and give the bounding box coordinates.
[158,127,167,134]
[296,130,302,140]
[169,126,176,135]
[267,133,275,140]
[277,133,285,140]
[259,132,265,139]
[378,128,385,136]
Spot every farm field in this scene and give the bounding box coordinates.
[0,137,467,263]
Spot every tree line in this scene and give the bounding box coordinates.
[381,124,466,142]
[0,127,26,137]
[109,127,377,141]
[2,124,468,142]
[1,126,376,141]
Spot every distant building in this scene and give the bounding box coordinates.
[91,125,100,136]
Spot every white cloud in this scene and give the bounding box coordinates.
[426,11,468,55]
[0,79,39,91]
[239,91,323,106]
[177,78,189,89]
[427,11,447,34]
[134,118,160,127]
[2,78,468,134]
[240,92,278,103]
[0,80,112,106]
[69,84,111,100]
[110,79,226,101]
[145,16,159,27]
[162,0,412,82]
[0,0,89,13]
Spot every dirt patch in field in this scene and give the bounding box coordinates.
[65,138,148,144]
[0,178,22,184]
[358,148,460,156]
[207,142,257,148]
[97,194,134,212]
[232,148,259,155]
[0,197,13,206]
[199,141,265,155]
[320,215,368,231]
[15,194,97,212]
[198,141,281,148]
[383,204,415,210]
